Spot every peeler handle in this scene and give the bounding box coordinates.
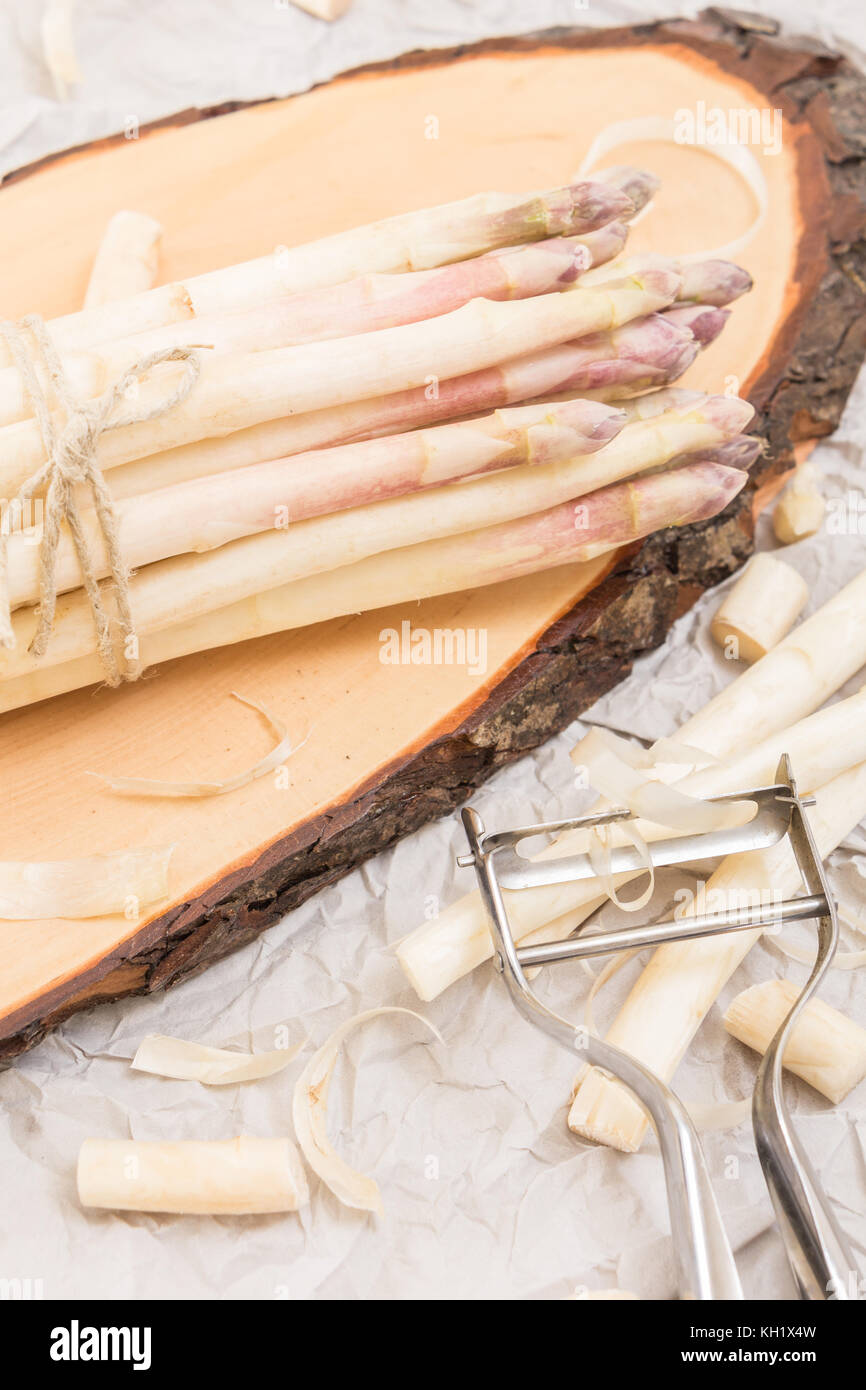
[461,805,743,1301]
[591,1035,745,1302]
[755,1059,861,1300]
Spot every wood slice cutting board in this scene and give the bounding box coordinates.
[1,11,865,1059]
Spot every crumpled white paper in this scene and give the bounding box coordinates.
[1,0,866,1303]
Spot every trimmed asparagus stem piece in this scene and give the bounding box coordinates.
[104,310,698,501]
[568,760,866,1150]
[5,397,625,608]
[0,404,746,676]
[0,237,598,428]
[723,980,866,1105]
[0,462,746,713]
[710,553,809,663]
[77,1136,309,1214]
[773,463,826,545]
[83,211,163,310]
[395,567,866,1000]
[0,178,634,371]
[0,271,682,495]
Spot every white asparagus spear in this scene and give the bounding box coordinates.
[0,272,681,496]
[0,178,634,371]
[0,237,597,428]
[5,395,744,614]
[77,1136,309,1214]
[724,979,866,1105]
[83,211,163,310]
[4,397,622,608]
[568,761,866,1150]
[0,462,745,714]
[395,569,866,999]
[103,308,694,501]
[710,553,809,663]
[0,403,742,679]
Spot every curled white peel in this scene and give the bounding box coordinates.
[573,727,752,833]
[769,932,866,972]
[577,116,767,260]
[292,1007,443,1214]
[131,1034,303,1085]
[0,845,173,920]
[88,692,308,798]
[588,822,655,913]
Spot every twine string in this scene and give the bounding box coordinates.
[0,315,200,684]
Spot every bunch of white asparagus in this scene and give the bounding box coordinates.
[0,166,758,711]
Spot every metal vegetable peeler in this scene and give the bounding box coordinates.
[458,754,860,1301]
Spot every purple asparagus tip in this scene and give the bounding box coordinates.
[662,304,731,346]
[706,436,764,470]
[679,259,753,307]
[590,407,629,444]
[668,435,765,473]
[665,338,700,382]
[579,220,629,268]
[700,394,756,434]
[594,165,661,215]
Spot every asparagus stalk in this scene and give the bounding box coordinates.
[568,759,866,1150]
[83,211,163,310]
[679,259,754,306]
[395,567,866,1000]
[710,554,809,663]
[0,401,747,676]
[0,272,681,497]
[723,980,866,1105]
[0,462,745,713]
[77,1136,308,1214]
[104,310,698,501]
[0,237,599,429]
[582,254,752,309]
[0,178,635,371]
[4,397,626,608]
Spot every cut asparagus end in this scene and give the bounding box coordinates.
[723,979,866,1105]
[773,464,826,545]
[711,553,809,663]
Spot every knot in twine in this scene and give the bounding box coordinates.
[0,315,201,685]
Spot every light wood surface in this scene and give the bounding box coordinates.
[0,37,817,1042]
